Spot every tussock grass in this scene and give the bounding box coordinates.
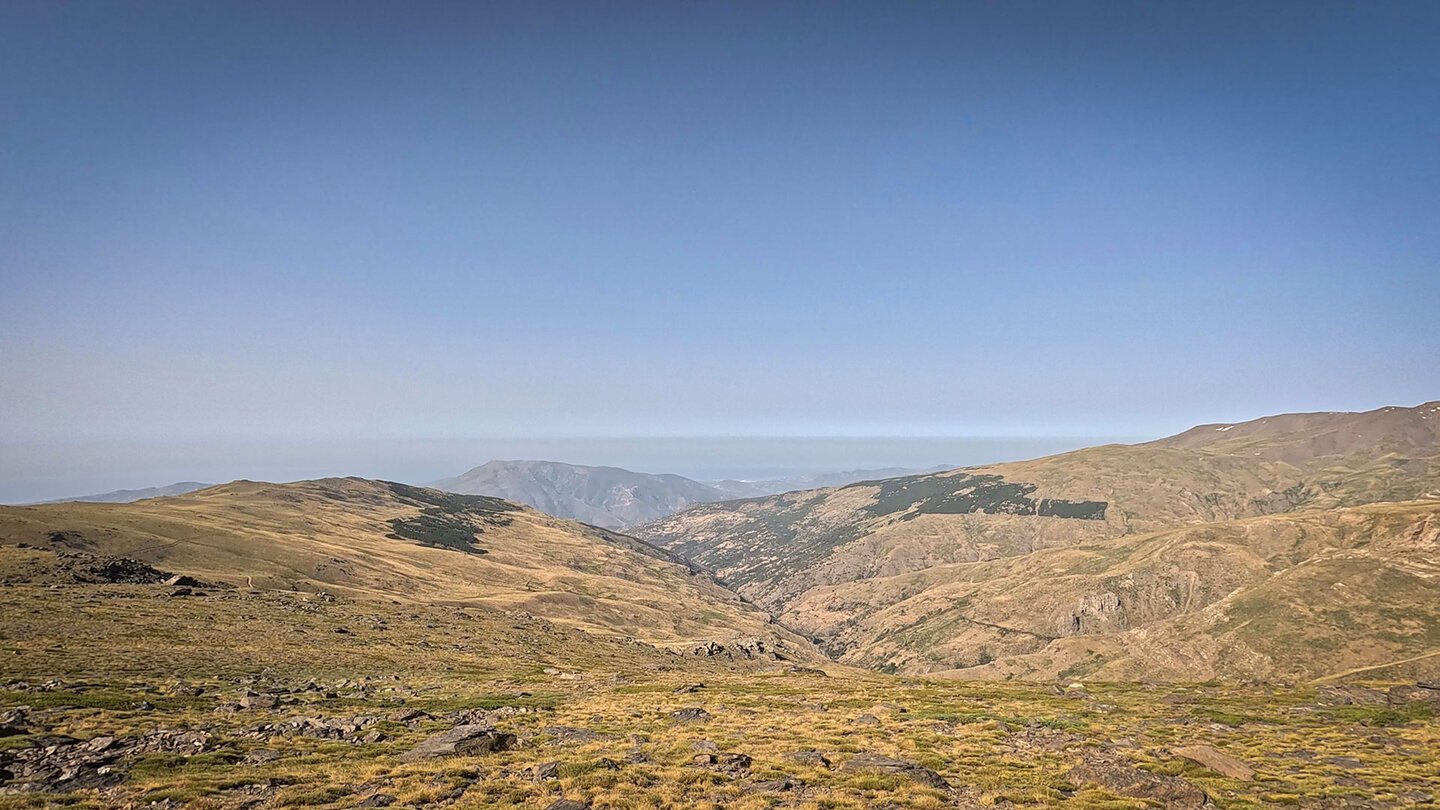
[1,579,1437,809]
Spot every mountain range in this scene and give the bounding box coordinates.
[429,460,946,528]
[0,477,815,658]
[633,401,1440,682]
[3,402,1437,685]
[32,481,212,504]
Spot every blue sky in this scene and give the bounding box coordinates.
[2,1,1438,500]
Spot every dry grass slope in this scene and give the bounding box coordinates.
[633,402,1440,680]
[0,478,816,657]
[1,571,1436,809]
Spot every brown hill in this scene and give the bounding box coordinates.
[0,477,819,660]
[632,402,1440,680]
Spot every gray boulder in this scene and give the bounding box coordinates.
[841,752,947,790]
[1068,760,1208,808]
[396,725,515,762]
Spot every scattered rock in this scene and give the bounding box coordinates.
[670,707,711,723]
[688,637,776,659]
[746,777,799,792]
[543,800,588,810]
[532,760,561,781]
[396,725,515,762]
[674,682,705,694]
[542,726,607,744]
[789,750,830,768]
[1318,685,1388,706]
[243,749,282,765]
[788,667,828,676]
[692,752,751,775]
[1388,684,1440,711]
[1068,760,1208,809]
[356,795,395,808]
[841,752,947,790]
[238,694,278,710]
[1172,744,1255,781]
[853,713,880,726]
[692,739,719,752]
[68,555,172,585]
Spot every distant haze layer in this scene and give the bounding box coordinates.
[0,435,1126,505]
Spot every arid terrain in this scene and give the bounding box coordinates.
[2,560,1437,809]
[1,405,1438,808]
[635,403,1440,681]
[427,461,944,529]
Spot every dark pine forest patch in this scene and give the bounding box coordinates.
[382,481,519,554]
[858,473,1106,522]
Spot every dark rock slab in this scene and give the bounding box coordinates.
[532,760,561,781]
[841,752,947,790]
[1068,760,1208,808]
[1318,685,1388,706]
[1172,744,1255,781]
[541,726,608,744]
[396,725,515,762]
[789,750,831,768]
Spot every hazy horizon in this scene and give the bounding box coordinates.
[3,433,1146,504]
[4,2,1438,505]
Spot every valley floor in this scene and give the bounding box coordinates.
[1,582,1437,809]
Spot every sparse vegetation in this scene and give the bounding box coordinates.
[1,577,1436,809]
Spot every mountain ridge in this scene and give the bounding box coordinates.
[30,481,212,505]
[429,459,947,528]
[632,400,1440,681]
[0,476,821,659]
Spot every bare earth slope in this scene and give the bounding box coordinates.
[633,402,1440,680]
[0,477,819,659]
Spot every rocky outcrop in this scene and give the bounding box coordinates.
[1067,760,1208,808]
[1171,745,1255,781]
[840,752,947,790]
[669,708,711,723]
[395,725,515,762]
